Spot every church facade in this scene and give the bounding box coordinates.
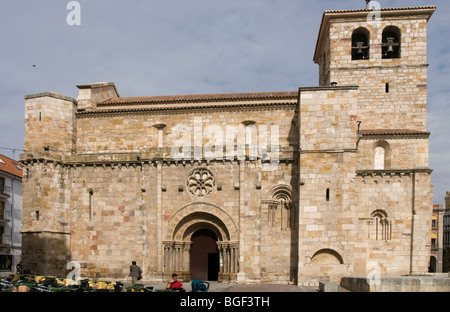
[20,6,436,286]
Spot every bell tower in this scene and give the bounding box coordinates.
[313,5,436,130]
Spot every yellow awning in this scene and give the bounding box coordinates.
[431,233,437,239]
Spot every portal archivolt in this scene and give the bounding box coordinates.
[163,202,239,282]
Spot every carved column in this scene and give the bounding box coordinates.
[173,244,179,272]
[218,243,224,273]
[231,245,235,273]
[182,242,189,272]
[163,242,174,273]
[175,242,184,272]
[229,242,239,276]
[168,244,173,272]
[163,244,169,273]
[237,160,245,281]
[224,244,229,273]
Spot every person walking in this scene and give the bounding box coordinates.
[129,261,142,285]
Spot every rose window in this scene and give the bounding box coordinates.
[187,168,215,197]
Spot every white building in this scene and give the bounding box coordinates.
[0,154,22,276]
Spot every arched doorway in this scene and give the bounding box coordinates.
[164,202,239,283]
[190,229,220,281]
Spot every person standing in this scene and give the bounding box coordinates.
[16,261,22,274]
[129,261,142,285]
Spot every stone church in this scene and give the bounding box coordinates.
[20,5,436,286]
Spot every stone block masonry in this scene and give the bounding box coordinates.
[20,5,436,287]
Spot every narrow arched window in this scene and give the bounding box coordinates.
[371,210,392,241]
[352,27,370,60]
[89,190,94,222]
[266,184,293,229]
[382,26,401,59]
[374,146,385,170]
[373,141,391,170]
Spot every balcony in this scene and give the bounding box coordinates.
[0,242,9,249]
[0,244,10,255]
[0,185,10,199]
[0,208,9,225]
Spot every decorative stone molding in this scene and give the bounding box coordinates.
[187,167,215,197]
[165,202,238,241]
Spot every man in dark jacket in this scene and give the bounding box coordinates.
[129,261,142,285]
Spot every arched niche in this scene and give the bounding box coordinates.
[310,248,344,265]
[352,27,370,60]
[382,26,401,59]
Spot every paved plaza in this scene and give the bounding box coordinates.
[122,280,325,292]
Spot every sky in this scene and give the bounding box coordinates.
[0,0,448,204]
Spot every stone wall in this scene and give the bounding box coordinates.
[315,9,433,130]
[21,158,300,282]
[297,87,359,285]
[357,135,430,170]
[24,92,77,155]
[19,6,436,286]
[341,275,450,292]
[75,107,297,155]
[21,93,301,282]
[22,232,71,276]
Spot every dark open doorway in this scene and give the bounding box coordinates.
[190,229,219,281]
[428,256,437,273]
[208,253,219,280]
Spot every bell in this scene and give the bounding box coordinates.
[356,41,365,55]
[386,37,396,54]
[387,44,394,54]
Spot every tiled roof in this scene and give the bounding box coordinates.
[322,5,437,15]
[101,91,298,106]
[0,154,22,178]
[360,129,430,136]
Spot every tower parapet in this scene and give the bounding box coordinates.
[24,91,77,158]
[76,82,119,111]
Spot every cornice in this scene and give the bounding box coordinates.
[20,156,297,168]
[24,92,78,105]
[76,101,298,117]
[20,146,299,168]
[357,168,433,176]
[359,129,430,139]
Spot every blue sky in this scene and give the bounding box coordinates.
[0,0,448,204]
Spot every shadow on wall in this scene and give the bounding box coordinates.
[21,232,71,277]
[289,110,299,283]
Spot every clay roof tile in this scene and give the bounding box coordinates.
[0,154,22,178]
[100,91,298,106]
